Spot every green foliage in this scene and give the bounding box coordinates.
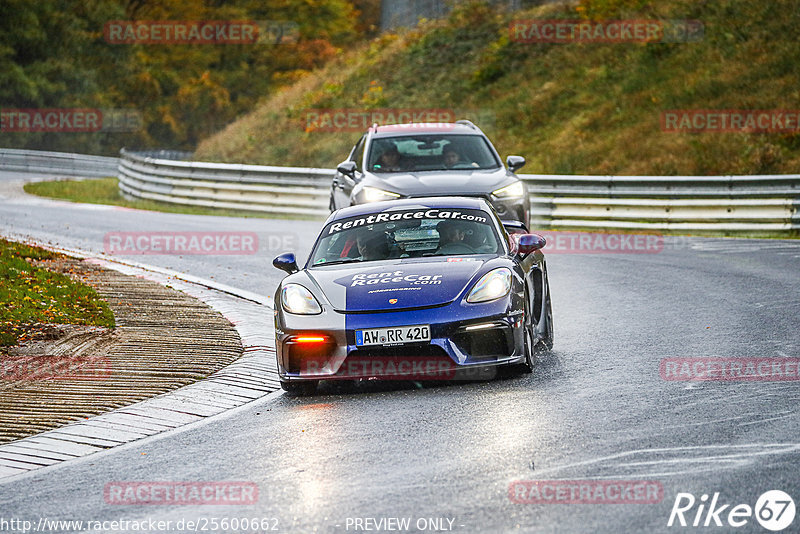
[196,0,800,177]
[577,0,653,20]
[0,0,362,154]
[0,239,115,346]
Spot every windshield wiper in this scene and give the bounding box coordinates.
[314,257,362,266]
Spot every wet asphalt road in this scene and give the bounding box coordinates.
[1,172,799,533]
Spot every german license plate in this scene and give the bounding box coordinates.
[356,325,431,346]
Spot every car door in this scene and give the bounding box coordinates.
[332,135,365,210]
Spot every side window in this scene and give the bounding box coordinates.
[351,136,366,172]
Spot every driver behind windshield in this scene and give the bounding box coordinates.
[375,145,408,172]
[356,230,390,261]
[436,220,472,254]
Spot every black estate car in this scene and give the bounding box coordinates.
[330,120,530,229]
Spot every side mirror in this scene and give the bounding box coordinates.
[506,155,526,173]
[273,252,299,274]
[517,234,546,255]
[337,160,357,179]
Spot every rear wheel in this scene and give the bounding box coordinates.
[280,380,318,396]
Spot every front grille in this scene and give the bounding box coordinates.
[348,344,447,359]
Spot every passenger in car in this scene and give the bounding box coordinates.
[375,145,410,171]
[443,147,461,168]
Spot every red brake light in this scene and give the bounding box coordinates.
[295,336,327,343]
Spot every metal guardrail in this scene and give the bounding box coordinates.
[127,149,194,161]
[2,147,797,234]
[117,149,332,217]
[525,174,800,233]
[118,149,799,233]
[0,148,118,177]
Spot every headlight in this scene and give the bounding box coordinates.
[363,186,401,203]
[282,284,322,315]
[466,268,512,303]
[492,181,524,198]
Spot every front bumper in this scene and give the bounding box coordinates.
[276,295,525,382]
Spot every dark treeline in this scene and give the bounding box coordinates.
[0,0,380,155]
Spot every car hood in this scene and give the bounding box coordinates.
[367,168,512,197]
[305,257,489,312]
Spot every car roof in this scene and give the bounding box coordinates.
[369,122,482,137]
[328,197,492,221]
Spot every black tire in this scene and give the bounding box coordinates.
[280,380,318,396]
[508,295,535,375]
[536,275,554,352]
[520,324,535,373]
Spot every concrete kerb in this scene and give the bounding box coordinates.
[0,236,279,481]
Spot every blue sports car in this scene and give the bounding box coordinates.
[272,197,553,395]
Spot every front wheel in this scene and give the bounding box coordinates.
[508,298,535,375]
[520,324,535,373]
[536,277,554,352]
[280,380,318,396]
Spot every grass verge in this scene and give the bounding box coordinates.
[0,239,115,347]
[23,178,313,220]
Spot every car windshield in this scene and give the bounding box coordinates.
[367,134,500,173]
[309,208,504,265]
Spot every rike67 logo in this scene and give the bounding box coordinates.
[668,490,795,531]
